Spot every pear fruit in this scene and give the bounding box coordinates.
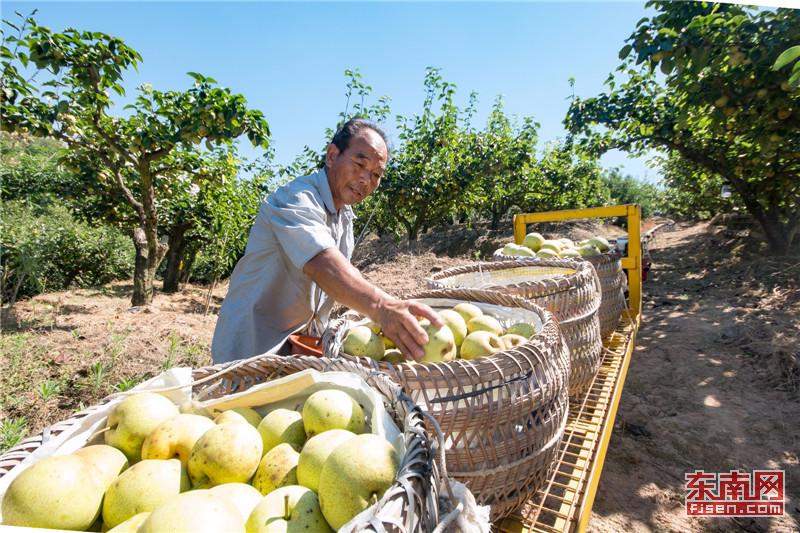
[209,483,263,522]
[188,422,263,488]
[522,232,545,251]
[179,400,212,418]
[537,248,560,259]
[506,322,538,339]
[539,240,563,254]
[246,485,331,533]
[501,334,529,350]
[382,348,405,364]
[558,238,575,249]
[257,408,306,453]
[578,244,601,257]
[438,309,468,348]
[214,407,262,428]
[139,490,245,533]
[452,302,482,325]
[252,443,299,496]
[318,434,399,530]
[1,454,105,530]
[501,243,535,257]
[302,389,365,438]
[297,429,356,492]
[73,444,129,489]
[104,392,179,463]
[141,413,215,465]
[342,325,384,360]
[467,315,503,336]
[102,458,189,529]
[418,319,457,363]
[560,248,581,258]
[461,331,505,360]
[587,236,610,253]
[107,512,150,533]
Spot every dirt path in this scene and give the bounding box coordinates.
[589,223,800,532]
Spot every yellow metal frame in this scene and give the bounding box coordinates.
[497,204,642,532]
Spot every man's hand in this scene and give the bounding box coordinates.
[374,298,444,361]
[304,249,445,361]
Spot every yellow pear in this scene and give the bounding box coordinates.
[208,483,263,522]
[141,413,215,465]
[438,309,468,348]
[188,422,263,488]
[302,389,365,438]
[257,408,306,453]
[102,458,189,529]
[467,315,503,336]
[342,325,385,360]
[522,232,545,251]
[104,392,179,463]
[106,512,150,533]
[1,454,105,530]
[252,443,300,496]
[138,490,245,533]
[246,485,331,533]
[73,444,129,490]
[318,434,399,530]
[418,319,457,363]
[297,429,356,492]
[460,331,504,360]
[500,333,529,350]
[452,302,482,324]
[214,407,262,428]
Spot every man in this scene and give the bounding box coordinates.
[212,119,442,364]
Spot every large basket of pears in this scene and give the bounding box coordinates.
[428,259,602,396]
[0,354,446,532]
[494,232,627,338]
[322,288,571,520]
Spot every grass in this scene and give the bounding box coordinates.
[37,379,63,401]
[88,362,109,394]
[113,376,141,392]
[1,417,28,454]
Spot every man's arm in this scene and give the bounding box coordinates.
[304,248,444,360]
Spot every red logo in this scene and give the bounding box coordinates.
[685,470,784,516]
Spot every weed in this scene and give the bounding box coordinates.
[163,333,182,370]
[88,362,109,393]
[37,379,63,401]
[0,417,28,454]
[113,376,140,392]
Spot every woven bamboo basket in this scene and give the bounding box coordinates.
[0,354,444,533]
[322,288,571,520]
[427,259,602,396]
[493,250,627,339]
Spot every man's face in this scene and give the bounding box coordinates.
[326,128,388,209]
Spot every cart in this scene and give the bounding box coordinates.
[497,204,644,532]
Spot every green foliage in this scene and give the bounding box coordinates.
[601,168,663,219]
[1,200,134,302]
[1,12,271,304]
[0,132,67,206]
[566,2,800,254]
[0,417,27,454]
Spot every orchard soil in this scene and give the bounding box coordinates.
[1,220,798,532]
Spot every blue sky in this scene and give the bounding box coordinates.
[4,1,662,182]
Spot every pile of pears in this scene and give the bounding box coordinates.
[342,302,540,363]
[498,232,612,259]
[1,388,399,532]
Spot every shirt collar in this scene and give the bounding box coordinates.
[318,167,355,220]
[317,167,339,216]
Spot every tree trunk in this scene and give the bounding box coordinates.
[490,209,502,230]
[179,244,200,285]
[163,225,189,293]
[131,227,167,306]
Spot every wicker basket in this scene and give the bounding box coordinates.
[427,259,602,396]
[322,288,571,520]
[493,250,627,339]
[0,355,443,533]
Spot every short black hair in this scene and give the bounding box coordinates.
[330,118,390,156]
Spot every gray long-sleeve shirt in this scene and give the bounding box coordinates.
[211,168,354,363]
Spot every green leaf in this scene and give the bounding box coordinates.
[789,68,800,89]
[772,45,800,71]
[619,44,633,61]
